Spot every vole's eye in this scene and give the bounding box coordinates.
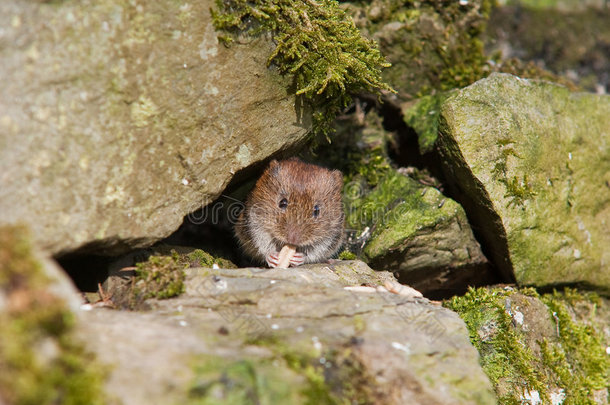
[313,204,320,218]
[279,198,288,210]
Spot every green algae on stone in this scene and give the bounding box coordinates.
[211,0,394,136]
[436,73,610,290]
[446,287,609,405]
[0,225,106,405]
[187,356,307,405]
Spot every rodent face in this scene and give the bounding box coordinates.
[247,159,344,252]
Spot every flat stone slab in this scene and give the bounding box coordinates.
[79,261,496,404]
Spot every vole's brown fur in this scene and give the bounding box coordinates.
[235,158,345,267]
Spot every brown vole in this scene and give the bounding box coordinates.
[235,158,345,267]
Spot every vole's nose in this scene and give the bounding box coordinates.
[285,228,301,245]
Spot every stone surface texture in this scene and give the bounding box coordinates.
[437,73,610,290]
[80,261,497,404]
[0,0,310,256]
[358,171,490,297]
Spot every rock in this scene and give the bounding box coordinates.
[487,5,610,93]
[446,287,609,404]
[436,73,610,291]
[351,170,492,298]
[80,260,496,404]
[0,225,106,404]
[0,0,310,257]
[344,0,493,100]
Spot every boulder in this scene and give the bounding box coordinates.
[436,73,610,290]
[0,0,310,257]
[350,170,491,298]
[80,260,497,404]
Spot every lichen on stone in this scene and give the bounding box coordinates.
[211,0,394,136]
[0,225,106,405]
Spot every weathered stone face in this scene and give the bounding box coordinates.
[0,1,310,256]
[437,73,610,290]
[352,171,491,298]
[80,260,497,404]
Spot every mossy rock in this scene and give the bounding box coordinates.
[436,73,610,291]
[211,0,394,136]
[314,108,491,296]
[446,287,609,404]
[487,5,610,93]
[344,0,493,99]
[0,225,107,405]
[348,169,491,296]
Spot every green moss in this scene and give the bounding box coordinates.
[344,0,494,98]
[132,251,186,302]
[346,169,458,259]
[0,225,106,405]
[338,250,357,260]
[446,287,609,405]
[402,93,446,153]
[211,0,394,137]
[185,249,237,269]
[445,287,546,403]
[540,290,609,403]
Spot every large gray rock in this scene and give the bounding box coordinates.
[80,261,496,404]
[0,1,310,256]
[437,73,610,290]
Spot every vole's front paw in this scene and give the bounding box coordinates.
[266,252,280,268]
[289,252,305,267]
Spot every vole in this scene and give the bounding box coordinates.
[235,158,345,267]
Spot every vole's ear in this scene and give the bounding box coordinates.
[268,159,280,177]
[331,170,344,190]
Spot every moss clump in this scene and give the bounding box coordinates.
[539,289,608,403]
[445,287,545,403]
[338,250,356,260]
[0,225,106,405]
[446,287,609,405]
[184,249,237,269]
[489,138,537,209]
[133,251,186,301]
[211,0,394,137]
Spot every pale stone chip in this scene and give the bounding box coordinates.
[277,244,296,268]
[384,280,423,298]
